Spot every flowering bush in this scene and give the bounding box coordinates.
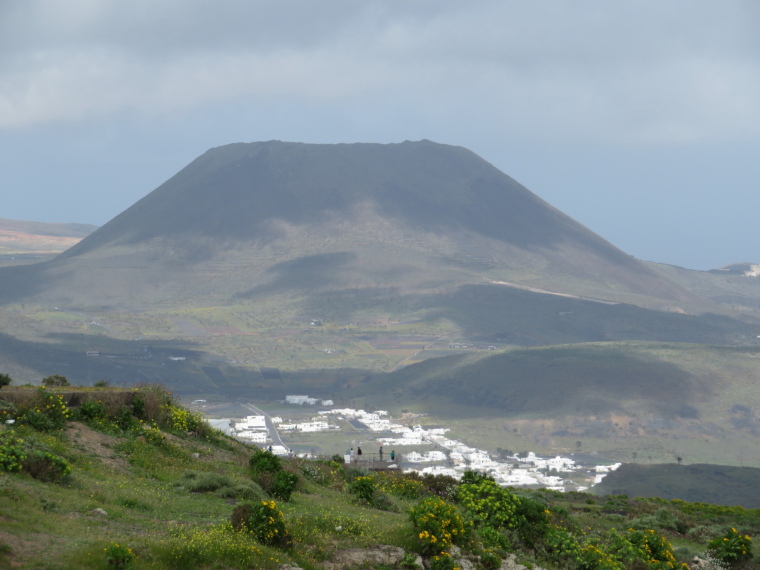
[708,528,753,567]
[104,542,135,569]
[375,472,427,500]
[231,500,289,547]
[544,526,583,562]
[350,476,375,504]
[409,497,467,556]
[576,541,623,570]
[15,388,70,431]
[0,431,26,473]
[161,404,203,434]
[455,479,521,529]
[429,551,458,570]
[577,528,685,570]
[620,528,681,569]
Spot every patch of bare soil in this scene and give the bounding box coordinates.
[0,531,62,568]
[65,422,130,472]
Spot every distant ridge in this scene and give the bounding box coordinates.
[0,218,97,239]
[0,218,97,260]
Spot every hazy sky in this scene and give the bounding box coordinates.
[1,1,759,270]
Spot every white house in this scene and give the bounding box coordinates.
[235,415,267,430]
[237,431,267,443]
[286,395,318,405]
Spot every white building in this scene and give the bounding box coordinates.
[286,395,318,405]
[237,431,267,443]
[235,415,267,430]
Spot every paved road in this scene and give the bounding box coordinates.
[238,401,284,447]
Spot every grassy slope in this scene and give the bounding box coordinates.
[3,394,760,569]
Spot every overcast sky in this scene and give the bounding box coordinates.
[1,1,759,270]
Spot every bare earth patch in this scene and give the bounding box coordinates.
[65,422,130,472]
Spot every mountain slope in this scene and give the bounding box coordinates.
[0,140,695,311]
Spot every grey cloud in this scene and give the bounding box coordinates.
[1,0,759,145]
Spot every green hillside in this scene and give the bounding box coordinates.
[593,463,760,508]
[2,385,760,569]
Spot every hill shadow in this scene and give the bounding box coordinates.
[237,252,357,297]
[366,345,701,417]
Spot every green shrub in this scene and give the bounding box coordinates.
[455,478,521,530]
[429,552,457,570]
[371,490,397,512]
[708,528,753,567]
[249,448,282,474]
[272,470,299,502]
[215,483,267,501]
[419,472,459,499]
[514,494,552,548]
[630,508,683,533]
[42,374,69,387]
[161,404,204,434]
[176,470,233,493]
[75,400,107,422]
[0,430,70,482]
[400,551,422,568]
[0,431,26,473]
[230,500,289,547]
[15,388,71,431]
[349,475,375,504]
[477,525,512,550]
[104,542,135,569]
[0,373,12,387]
[480,549,503,570]
[460,469,494,485]
[131,395,145,418]
[137,423,168,446]
[22,451,71,483]
[544,526,583,565]
[409,496,467,556]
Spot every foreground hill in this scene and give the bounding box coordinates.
[1,387,759,569]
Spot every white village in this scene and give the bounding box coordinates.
[199,395,620,492]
